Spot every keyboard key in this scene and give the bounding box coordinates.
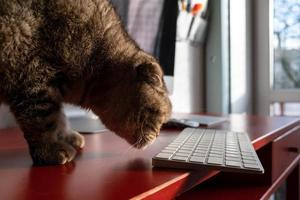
[173,139,185,143]
[168,145,180,149]
[207,157,223,165]
[226,160,241,168]
[241,148,252,152]
[226,147,239,151]
[196,150,208,154]
[226,156,241,162]
[195,149,206,153]
[244,163,260,170]
[226,149,240,153]
[178,149,192,153]
[184,144,196,147]
[240,145,252,150]
[243,155,255,160]
[209,153,223,158]
[192,152,206,157]
[212,145,225,149]
[175,152,191,157]
[162,149,175,153]
[210,150,223,155]
[197,144,209,148]
[171,142,182,145]
[241,152,253,156]
[196,146,208,150]
[226,152,240,156]
[172,156,188,162]
[226,153,241,158]
[211,146,223,150]
[165,147,178,151]
[190,156,205,163]
[243,159,257,164]
[155,153,172,160]
[182,146,194,150]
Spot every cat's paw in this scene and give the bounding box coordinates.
[131,63,172,147]
[96,61,172,149]
[29,141,77,165]
[64,130,85,150]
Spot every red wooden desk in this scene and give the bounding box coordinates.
[0,114,299,200]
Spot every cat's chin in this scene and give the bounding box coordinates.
[132,139,156,150]
[125,133,157,150]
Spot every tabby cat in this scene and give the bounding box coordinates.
[0,0,171,165]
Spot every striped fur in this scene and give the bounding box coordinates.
[0,0,171,165]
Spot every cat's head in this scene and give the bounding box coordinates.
[89,61,172,149]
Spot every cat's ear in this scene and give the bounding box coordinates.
[135,63,163,88]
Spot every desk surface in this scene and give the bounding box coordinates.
[0,114,299,200]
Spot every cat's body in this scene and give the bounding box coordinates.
[0,0,171,165]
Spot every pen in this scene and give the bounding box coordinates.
[186,0,191,12]
[192,3,202,16]
[187,3,203,38]
[180,0,186,11]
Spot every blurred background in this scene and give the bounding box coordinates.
[0,0,299,127]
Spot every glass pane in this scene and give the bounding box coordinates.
[270,102,300,116]
[273,0,300,89]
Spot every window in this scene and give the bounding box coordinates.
[271,0,300,116]
[254,0,300,116]
[273,0,300,90]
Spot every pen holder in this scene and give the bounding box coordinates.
[177,11,193,40]
[188,17,207,44]
[177,12,208,44]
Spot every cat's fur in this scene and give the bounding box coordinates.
[0,0,171,165]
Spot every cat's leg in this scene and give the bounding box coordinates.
[9,86,84,165]
[90,57,171,149]
[61,112,85,150]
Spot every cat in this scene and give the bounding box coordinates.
[0,0,171,165]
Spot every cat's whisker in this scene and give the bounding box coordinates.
[120,140,140,156]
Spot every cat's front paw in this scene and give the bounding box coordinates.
[131,63,172,147]
[29,141,77,165]
[64,130,85,150]
[92,60,171,149]
[100,62,171,148]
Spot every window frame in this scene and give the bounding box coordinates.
[254,0,300,116]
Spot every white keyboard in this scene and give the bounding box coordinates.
[152,128,264,174]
